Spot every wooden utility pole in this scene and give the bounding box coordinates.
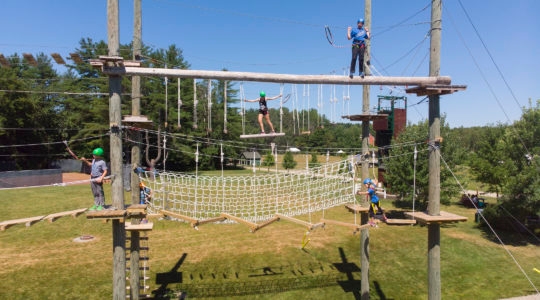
[131,0,142,204]
[107,0,126,299]
[129,1,142,299]
[427,0,442,299]
[360,2,372,300]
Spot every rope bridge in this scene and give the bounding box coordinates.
[139,160,357,224]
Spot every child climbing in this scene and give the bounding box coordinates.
[358,178,387,226]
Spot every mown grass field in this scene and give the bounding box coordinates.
[0,170,539,299]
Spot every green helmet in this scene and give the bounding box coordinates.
[92,147,104,157]
[260,91,266,97]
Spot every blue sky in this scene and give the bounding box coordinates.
[1,0,539,128]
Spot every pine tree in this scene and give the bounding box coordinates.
[282,151,297,172]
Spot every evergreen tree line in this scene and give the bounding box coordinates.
[384,101,539,232]
[0,39,364,171]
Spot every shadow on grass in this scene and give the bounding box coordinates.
[152,253,187,299]
[478,218,540,247]
[334,247,361,299]
[164,247,369,298]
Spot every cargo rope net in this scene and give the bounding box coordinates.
[139,159,356,223]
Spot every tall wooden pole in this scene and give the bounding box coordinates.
[427,0,442,299]
[361,1,371,299]
[131,0,142,204]
[129,1,142,299]
[107,0,126,299]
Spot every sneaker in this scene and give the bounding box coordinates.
[96,205,104,211]
[349,74,353,79]
[260,131,265,134]
[359,72,365,78]
[89,205,97,211]
[271,131,276,134]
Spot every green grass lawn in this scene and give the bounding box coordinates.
[0,178,538,299]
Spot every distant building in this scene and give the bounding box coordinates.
[239,151,261,166]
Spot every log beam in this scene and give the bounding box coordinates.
[91,58,452,86]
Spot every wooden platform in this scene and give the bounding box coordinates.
[44,208,87,223]
[86,209,127,220]
[0,216,44,231]
[126,204,148,218]
[341,114,388,122]
[405,84,467,96]
[89,55,141,67]
[240,132,285,139]
[345,204,370,214]
[125,221,154,231]
[122,115,153,129]
[404,211,467,225]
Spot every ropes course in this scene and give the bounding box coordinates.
[138,159,357,225]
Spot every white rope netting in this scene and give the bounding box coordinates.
[140,159,357,223]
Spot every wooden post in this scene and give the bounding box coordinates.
[361,1,372,299]
[130,1,142,299]
[131,0,142,205]
[107,1,126,299]
[427,0,442,299]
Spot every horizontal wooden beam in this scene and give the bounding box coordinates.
[97,65,452,86]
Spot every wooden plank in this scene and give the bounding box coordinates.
[406,84,467,96]
[345,204,369,214]
[161,210,199,226]
[86,209,126,220]
[51,53,66,64]
[125,221,154,231]
[45,208,87,223]
[0,216,45,231]
[320,218,371,233]
[252,216,280,233]
[240,132,285,139]
[196,216,227,226]
[385,218,417,225]
[126,204,147,218]
[221,213,259,231]
[161,211,226,228]
[404,211,467,225]
[275,213,324,231]
[342,114,388,121]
